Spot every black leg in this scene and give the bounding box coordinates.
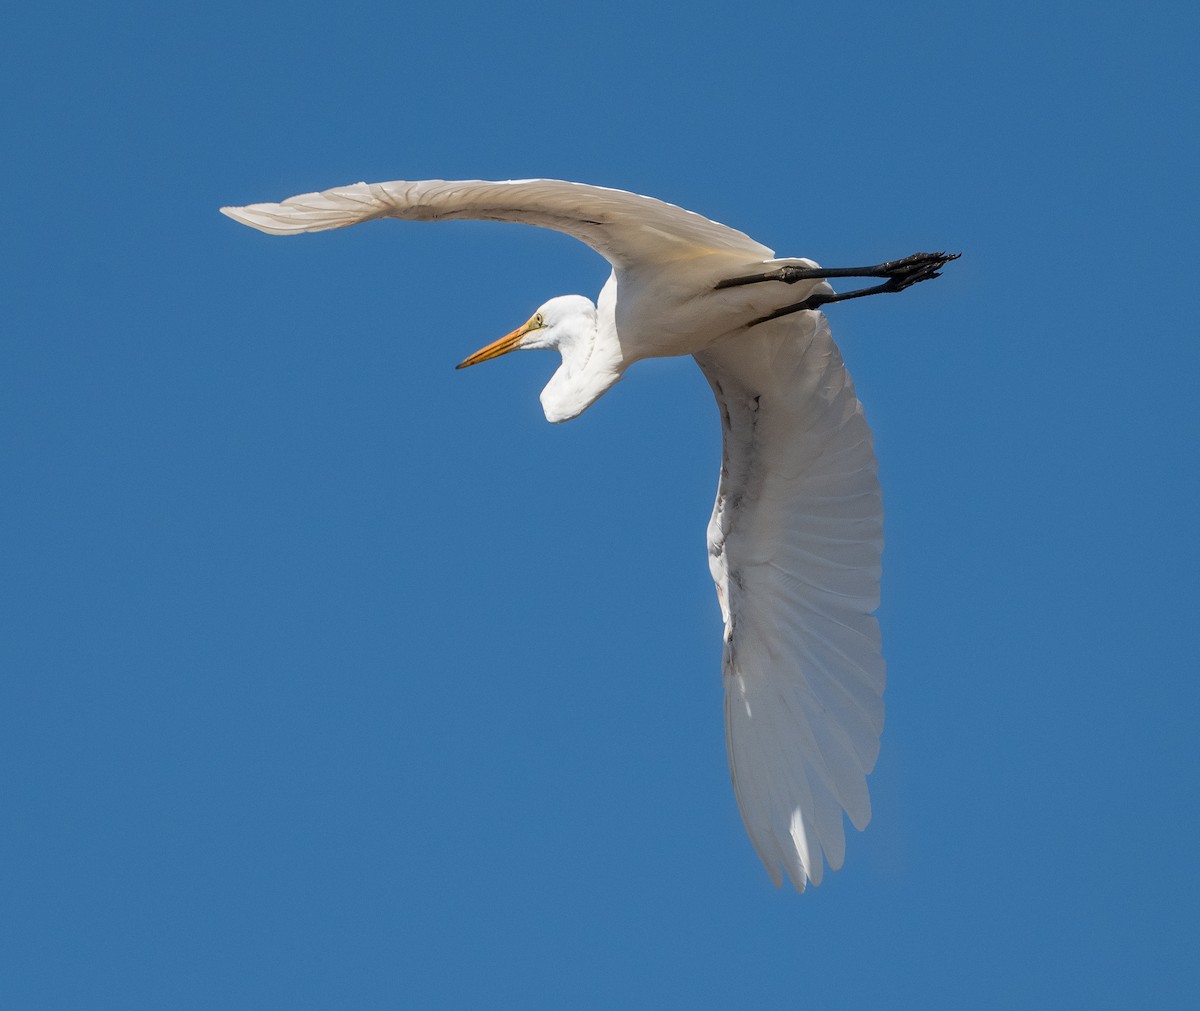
[717,251,960,290]
[718,250,960,328]
[747,282,900,326]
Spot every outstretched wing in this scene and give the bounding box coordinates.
[221,178,774,268]
[695,311,884,891]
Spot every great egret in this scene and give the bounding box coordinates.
[221,179,956,891]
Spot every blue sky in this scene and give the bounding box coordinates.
[3,1,1197,1006]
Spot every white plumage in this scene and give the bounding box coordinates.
[698,317,882,887]
[222,178,924,891]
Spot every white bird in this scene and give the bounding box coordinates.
[221,179,955,891]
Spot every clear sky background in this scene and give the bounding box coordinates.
[3,1,1197,1006]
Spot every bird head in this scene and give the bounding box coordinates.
[455,295,614,424]
[455,295,596,369]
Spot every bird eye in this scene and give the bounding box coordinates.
[534,313,544,326]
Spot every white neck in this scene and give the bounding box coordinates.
[540,336,623,423]
[537,299,624,423]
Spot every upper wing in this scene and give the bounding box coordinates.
[694,311,884,891]
[220,178,774,269]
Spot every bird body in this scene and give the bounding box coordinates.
[221,178,937,891]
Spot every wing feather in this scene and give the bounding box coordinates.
[695,311,884,891]
[221,178,774,269]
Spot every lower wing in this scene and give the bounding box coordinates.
[695,311,885,890]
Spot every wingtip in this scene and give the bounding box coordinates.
[218,201,297,236]
[219,204,260,230]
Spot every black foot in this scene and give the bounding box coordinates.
[870,250,961,292]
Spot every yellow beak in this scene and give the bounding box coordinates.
[455,316,541,370]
